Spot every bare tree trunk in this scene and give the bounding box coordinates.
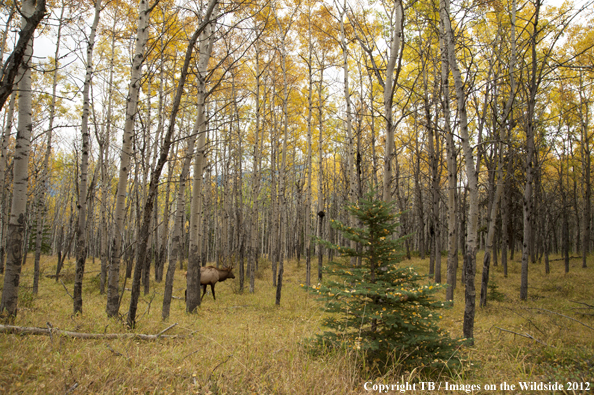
[381,1,403,202]
[316,67,325,282]
[99,15,118,294]
[162,138,194,320]
[0,0,36,319]
[423,61,440,282]
[274,6,292,305]
[579,73,590,268]
[155,38,168,283]
[249,45,265,294]
[73,0,101,316]
[157,157,173,283]
[440,0,457,301]
[479,138,505,307]
[480,5,516,306]
[0,0,46,112]
[187,10,217,313]
[107,0,152,318]
[0,6,16,274]
[304,3,314,287]
[520,0,541,301]
[338,0,358,266]
[128,0,218,326]
[441,0,479,343]
[0,91,16,274]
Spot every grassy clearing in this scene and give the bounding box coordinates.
[0,252,593,394]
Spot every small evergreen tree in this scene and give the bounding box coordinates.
[309,191,461,369]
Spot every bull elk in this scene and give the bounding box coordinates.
[184,266,235,301]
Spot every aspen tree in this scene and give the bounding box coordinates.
[440,0,479,343]
[248,38,265,293]
[107,0,154,317]
[316,66,325,282]
[155,27,168,282]
[187,4,218,313]
[33,2,66,295]
[479,3,517,307]
[73,0,102,315]
[162,136,194,319]
[520,0,541,301]
[0,0,39,319]
[0,92,15,275]
[273,2,292,305]
[579,73,590,269]
[98,13,119,294]
[440,0,457,300]
[337,0,357,266]
[130,0,218,324]
[0,0,46,111]
[303,0,314,287]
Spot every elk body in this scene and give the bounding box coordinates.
[185,266,235,301]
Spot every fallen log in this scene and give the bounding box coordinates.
[0,322,179,340]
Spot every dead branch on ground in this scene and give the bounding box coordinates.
[0,322,179,340]
[491,326,549,346]
[526,307,594,331]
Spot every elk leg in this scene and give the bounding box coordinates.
[211,283,216,300]
[201,284,207,300]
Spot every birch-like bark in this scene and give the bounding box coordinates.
[107,0,152,317]
[0,13,15,258]
[440,0,457,301]
[128,0,218,326]
[249,44,264,293]
[274,7,290,305]
[0,0,46,112]
[99,14,118,294]
[441,0,478,342]
[316,67,325,282]
[381,1,403,202]
[0,91,16,274]
[338,0,357,266]
[579,73,590,268]
[520,0,541,301]
[479,136,504,307]
[73,0,101,315]
[187,9,217,313]
[304,3,313,287]
[0,0,36,319]
[155,34,168,282]
[162,138,195,320]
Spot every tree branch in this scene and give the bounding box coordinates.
[0,0,47,111]
[491,326,548,346]
[0,324,180,340]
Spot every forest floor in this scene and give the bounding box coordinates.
[0,252,593,394]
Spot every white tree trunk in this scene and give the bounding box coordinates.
[0,0,36,318]
[441,0,479,343]
[107,0,151,317]
[73,0,101,315]
[187,10,217,312]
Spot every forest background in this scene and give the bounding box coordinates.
[0,0,593,391]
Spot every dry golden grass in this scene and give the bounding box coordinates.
[0,252,592,394]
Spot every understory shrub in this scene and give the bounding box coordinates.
[308,191,463,371]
